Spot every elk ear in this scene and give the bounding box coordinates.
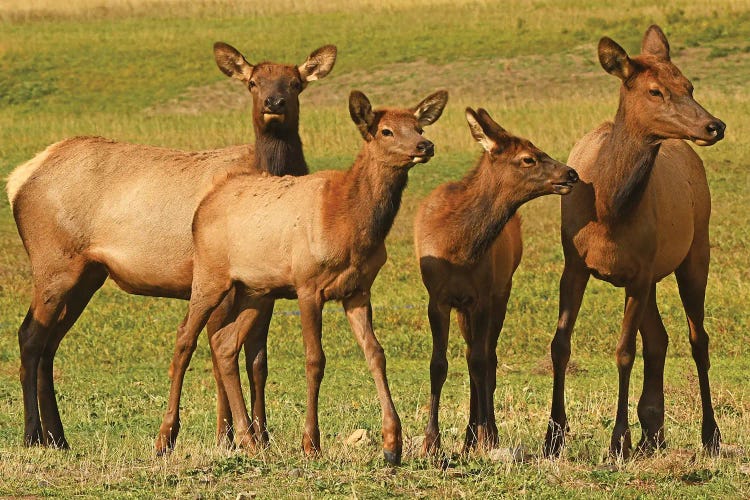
[598,37,635,82]
[298,45,337,84]
[465,107,499,153]
[641,24,670,61]
[349,90,375,141]
[213,42,254,82]
[413,90,449,128]
[475,108,508,136]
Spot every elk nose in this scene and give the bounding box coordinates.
[706,120,726,140]
[567,168,579,183]
[264,96,286,112]
[417,140,434,156]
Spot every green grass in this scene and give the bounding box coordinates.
[2,0,750,497]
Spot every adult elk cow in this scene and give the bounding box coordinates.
[7,42,337,450]
[415,107,578,455]
[157,90,448,465]
[543,25,726,458]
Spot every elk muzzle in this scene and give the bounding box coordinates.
[263,96,287,123]
[551,167,579,195]
[412,140,435,163]
[693,119,726,146]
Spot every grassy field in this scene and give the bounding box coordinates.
[1,0,750,497]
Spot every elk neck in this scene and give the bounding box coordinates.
[450,156,523,263]
[252,116,308,177]
[593,103,661,224]
[328,148,411,254]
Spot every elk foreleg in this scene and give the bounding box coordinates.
[610,281,651,459]
[423,298,450,456]
[156,280,229,455]
[636,284,668,454]
[299,293,325,458]
[544,265,589,457]
[343,291,402,465]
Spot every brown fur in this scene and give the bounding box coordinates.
[543,25,726,458]
[415,108,577,454]
[8,43,336,450]
[156,90,448,465]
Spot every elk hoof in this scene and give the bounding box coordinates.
[422,434,441,456]
[302,433,321,458]
[543,420,566,458]
[46,436,70,450]
[155,434,175,457]
[383,448,401,465]
[23,427,45,447]
[703,425,721,456]
[609,427,632,460]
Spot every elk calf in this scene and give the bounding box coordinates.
[157,90,449,465]
[544,25,726,459]
[415,108,577,454]
[7,42,336,451]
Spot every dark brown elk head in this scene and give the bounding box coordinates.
[213,43,337,134]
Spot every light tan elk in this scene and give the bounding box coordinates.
[415,108,578,454]
[543,25,726,458]
[157,89,448,464]
[7,42,336,450]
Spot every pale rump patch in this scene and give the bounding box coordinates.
[6,142,59,209]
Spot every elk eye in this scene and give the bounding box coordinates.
[290,80,301,91]
[381,129,393,137]
[649,88,663,98]
[522,156,536,166]
[248,80,257,89]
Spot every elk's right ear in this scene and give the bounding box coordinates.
[213,42,254,82]
[465,107,499,153]
[349,90,375,141]
[598,37,635,82]
[298,45,338,84]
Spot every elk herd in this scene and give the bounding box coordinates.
[6,25,727,465]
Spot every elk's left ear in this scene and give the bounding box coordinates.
[413,90,449,128]
[641,24,670,61]
[298,45,338,84]
[349,90,375,141]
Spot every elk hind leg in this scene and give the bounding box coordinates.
[38,264,107,448]
[675,241,720,455]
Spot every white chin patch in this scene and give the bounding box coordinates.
[693,138,711,146]
[263,113,285,123]
[412,156,429,163]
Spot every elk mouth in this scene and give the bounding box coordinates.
[690,121,726,146]
[411,152,434,164]
[262,112,286,123]
[691,136,719,147]
[551,181,575,195]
